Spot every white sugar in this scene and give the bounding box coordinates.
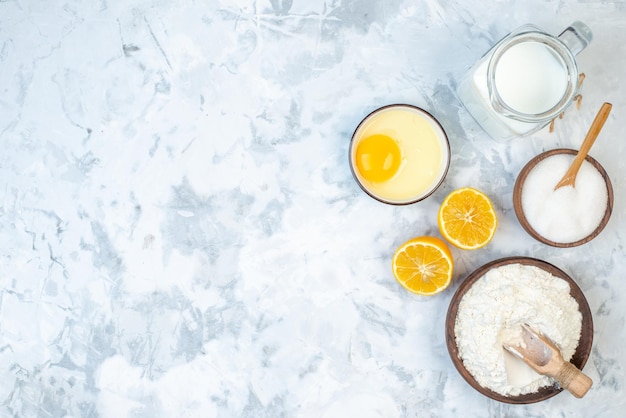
[521,154,608,243]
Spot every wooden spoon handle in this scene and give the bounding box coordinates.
[554,102,612,190]
[576,102,612,160]
[554,361,593,398]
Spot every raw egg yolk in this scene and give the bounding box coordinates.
[355,134,402,183]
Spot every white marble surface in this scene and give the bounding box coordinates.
[1,0,625,417]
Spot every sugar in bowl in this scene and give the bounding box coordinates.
[513,148,613,247]
[513,103,613,247]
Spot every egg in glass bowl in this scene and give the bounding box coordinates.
[349,104,450,205]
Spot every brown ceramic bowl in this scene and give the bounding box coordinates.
[445,257,593,404]
[513,148,613,247]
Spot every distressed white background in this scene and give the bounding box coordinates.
[1,0,625,416]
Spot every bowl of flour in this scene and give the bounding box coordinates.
[445,257,593,404]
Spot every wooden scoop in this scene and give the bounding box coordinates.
[503,323,592,398]
[554,102,612,190]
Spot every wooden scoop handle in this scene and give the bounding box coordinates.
[554,361,593,398]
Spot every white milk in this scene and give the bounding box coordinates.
[457,40,569,140]
[494,42,568,114]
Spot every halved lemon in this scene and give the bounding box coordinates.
[438,187,498,250]
[392,236,454,296]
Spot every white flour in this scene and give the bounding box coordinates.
[454,263,582,396]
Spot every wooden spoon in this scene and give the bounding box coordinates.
[554,102,612,190]
[503,323,592,398]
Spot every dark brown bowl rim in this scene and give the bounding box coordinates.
[348,104,451,205]
[445,256,594,404]
[513,148,614,247]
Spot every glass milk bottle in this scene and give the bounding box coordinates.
[457,22,593,141]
